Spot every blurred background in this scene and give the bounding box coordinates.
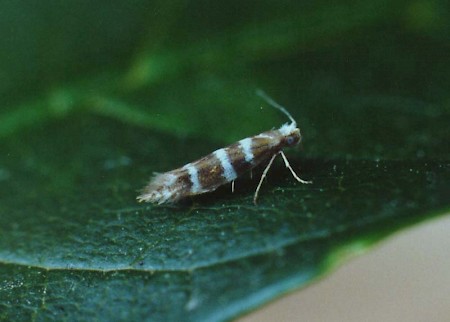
[241,214,450,322]
[1,0,449,154]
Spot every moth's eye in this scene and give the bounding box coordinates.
[287,137,294,145]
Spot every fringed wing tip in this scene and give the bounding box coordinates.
[136,172,178,204]
[136,186,167,204]
[136,189,170,204]
[136,194,150,203]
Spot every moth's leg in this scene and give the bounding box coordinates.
[279,151,312,184]
[231,180,235,193]
[253,153,278,205]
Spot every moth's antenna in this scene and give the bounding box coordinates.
[256,89,296,125]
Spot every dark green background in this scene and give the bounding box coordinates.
[0,1,449,321]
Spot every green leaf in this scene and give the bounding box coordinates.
[1,1,449,321]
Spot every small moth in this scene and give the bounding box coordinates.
[137,90,312,205]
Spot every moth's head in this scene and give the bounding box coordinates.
[279,122,302,147]
[256,90,302,147]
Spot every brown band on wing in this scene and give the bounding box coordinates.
[225,142,252,177]
[251,133,282,165]
[173,168,193,192]
[196,153,226,191]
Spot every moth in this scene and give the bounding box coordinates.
[137,90,311,205]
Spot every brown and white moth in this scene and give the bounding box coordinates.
[137,90,311,205]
